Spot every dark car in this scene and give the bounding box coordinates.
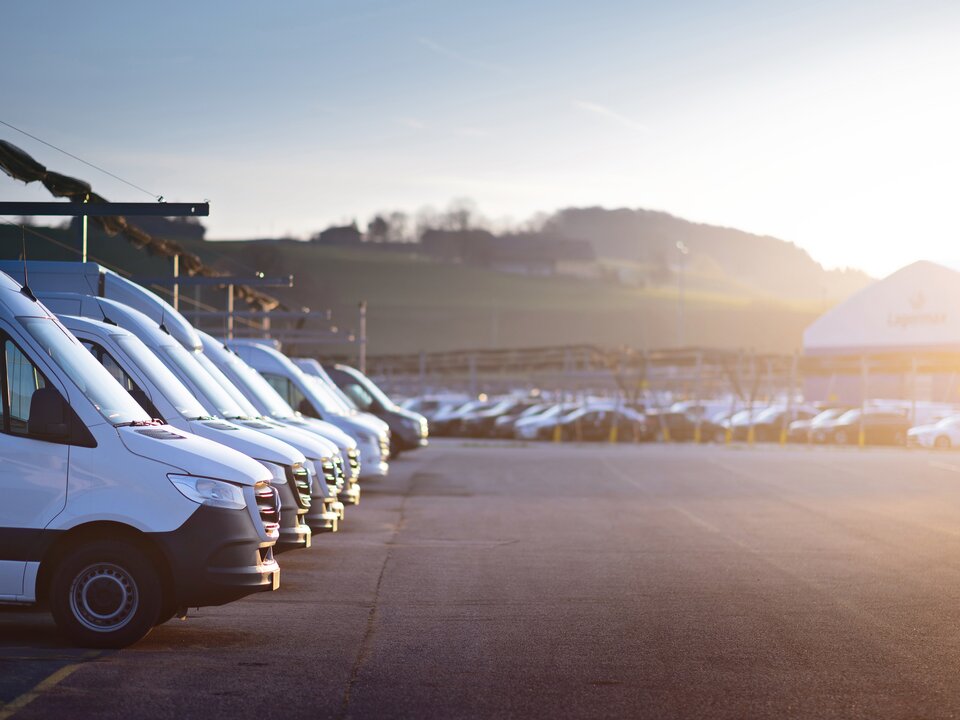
[323,364,429,455]
[747,406,819,442]
[558,406,647,442]
[816,408,911,446]
[493,402,550,438]
[644,410,698,442]
[700,409,739,443]
[460,398,539,438]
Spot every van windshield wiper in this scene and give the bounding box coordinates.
[115,420,162,427]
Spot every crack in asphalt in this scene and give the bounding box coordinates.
[337,475,414,720]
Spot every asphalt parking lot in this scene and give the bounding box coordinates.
[6,440,960,719]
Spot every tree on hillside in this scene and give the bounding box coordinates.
[366,215,389,242]
[441,197,477,231]
[387,211,410,242]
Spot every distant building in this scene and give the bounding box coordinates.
[312,223,362,246]
[419,229,597,278]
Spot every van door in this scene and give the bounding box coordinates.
[0,336,69,598]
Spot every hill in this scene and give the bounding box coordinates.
[0,215,849,356]
[542,207,869,301]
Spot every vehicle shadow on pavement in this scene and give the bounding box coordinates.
[0,607,110,706]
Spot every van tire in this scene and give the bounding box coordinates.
[49,540,161,648]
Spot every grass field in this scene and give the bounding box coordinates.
[0,226,824,355]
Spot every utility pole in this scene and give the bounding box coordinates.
[172,254,179,311]
[358,300,367,375]
[675,241,689,348]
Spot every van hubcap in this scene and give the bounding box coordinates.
[69,563,138,632]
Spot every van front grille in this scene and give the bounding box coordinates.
[286,465,312,509]
[254,481,281,538]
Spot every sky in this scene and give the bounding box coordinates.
[2,0,960,277]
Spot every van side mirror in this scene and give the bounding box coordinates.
[28,387,70,440]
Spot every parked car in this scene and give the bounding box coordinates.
[0,271,280,647]
[557,406,647,442]
[787,407,847,443]
[229,341,391,485]
[320,362,429,455]
[908,415,960,449]
[743,405,819,442]
[645,410,698,442]
[514,403,578,440]
[493,402,550,438]
[700,409,739,443]
[458,398,538,438]
[815,408,911,446]
[431,399,497,436]
[199,333,359,514]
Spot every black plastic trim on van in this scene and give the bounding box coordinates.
[0,527,62,562]
[152,505,279,607]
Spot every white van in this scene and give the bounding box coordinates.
[0,271,280,647]
[229,341,391,482]
[0,261,352,522]
[38,294,313,554]
[197,331,357,511]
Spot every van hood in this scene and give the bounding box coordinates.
[234,417,339,460]
[187,418,306,466]
[116,424,272,487]
[278,415,358,453]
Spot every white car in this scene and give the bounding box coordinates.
[908,415,960,449]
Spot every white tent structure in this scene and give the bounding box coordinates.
[803,261,960,405]
[804,261,960,355]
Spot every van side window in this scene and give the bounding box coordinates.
[341,382,374,411]
[3,339,49,436]
[263,374,316,417]
[81,341,135,391]
[262,374,290,403]
[80,340,163,421]
[265,373,308,407]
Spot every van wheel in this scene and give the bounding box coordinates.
[49,540,161,648]
[936,436,951,449]
[834,430,848,445]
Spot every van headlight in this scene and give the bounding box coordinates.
[258,461,288,485]
[168,475,247,510]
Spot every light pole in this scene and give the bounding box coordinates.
[675,240,689,348]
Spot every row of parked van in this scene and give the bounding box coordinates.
[0,261,427,649]
[407,393,958,447]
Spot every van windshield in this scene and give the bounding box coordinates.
[304,374,351,415]
[193,350,260,418]
[113,335,210,420]
[161,343,248,419]
[334,366,397,410]
[20,317,151,426]
[223,353,295,418]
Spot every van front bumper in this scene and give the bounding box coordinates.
[343,482,361,505]
[154,505,280,609]
[306,503,339,532]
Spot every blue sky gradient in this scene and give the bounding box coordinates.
[2,0,958,275]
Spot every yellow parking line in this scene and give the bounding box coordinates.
[0,651,99,720]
